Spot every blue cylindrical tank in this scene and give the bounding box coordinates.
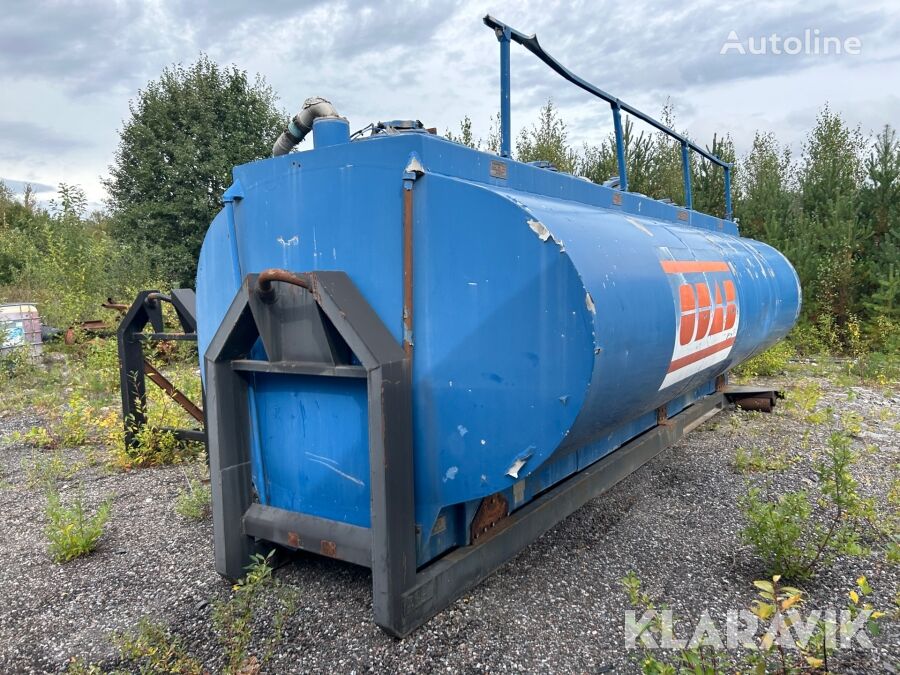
[197,121,800,562]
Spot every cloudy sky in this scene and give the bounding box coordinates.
[1,0,898,209]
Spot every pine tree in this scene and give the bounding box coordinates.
[515,99,578,173]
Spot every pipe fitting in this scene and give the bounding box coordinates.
[272,97,341,156]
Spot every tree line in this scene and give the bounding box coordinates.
[1,55,897,357]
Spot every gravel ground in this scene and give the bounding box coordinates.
[0,373,897,674]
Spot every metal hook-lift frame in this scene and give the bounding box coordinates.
[204,273,775,637]
[117,289,206,448]
[484,15,733,220]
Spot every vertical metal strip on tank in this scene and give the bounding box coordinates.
[402,186,414,358]
[222,180,245,288]
[402,154,423,358]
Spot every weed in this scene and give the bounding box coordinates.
[840,410,864,436]
[12,394,99,452]
[887,541,900,564]
[213,550,299,674]
[785,381,829,424]
[175,478,211,520]
[850,351,900,385]
[18,425,56,448]
[109,423,200,471]
[106,392,203,471]
[65,657,104,674]
[734,446,792,474]
[115,617,203,674]
[45,489,111,562]
[23,448,77,488]
[57,393,98,447]
[623,572,885,674]
[621,571,728,673]
[746,574,885,672]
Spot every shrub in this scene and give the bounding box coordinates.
[0,342,35,383]
[80,338,121,396]
[733,340,795,378]
[850,352,900,384]
[45,489,111,562]
[867,316,900,354]
[740,432,872,579]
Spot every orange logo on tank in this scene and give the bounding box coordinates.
[659,260,739,389]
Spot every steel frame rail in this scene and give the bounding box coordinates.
[206,272,743,636]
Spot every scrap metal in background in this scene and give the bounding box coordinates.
[116,289,205,448]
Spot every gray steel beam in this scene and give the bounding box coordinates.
[243,503,371,567]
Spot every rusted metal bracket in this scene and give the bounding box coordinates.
[143,360,204,423]
[470,492,510,543]
[656,404,672,426]
[715,374,727,392]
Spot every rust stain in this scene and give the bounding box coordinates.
[656,404,671,426]
[470,492,509,543]
[320,540,337,557]
[715,374,727,392]
[287,531,300,548]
